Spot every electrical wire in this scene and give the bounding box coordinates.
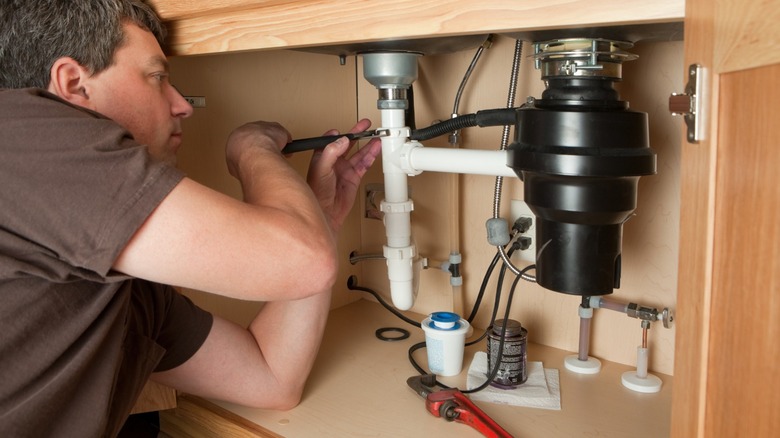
[465,235,523,347]
[466,251,501,323]
[463,243,517,347]
[466,229,523,326]
[464,281,502,348]
[346,276,421,328]
[463,266,533,394]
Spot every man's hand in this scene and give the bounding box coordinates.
[306,118,382,234]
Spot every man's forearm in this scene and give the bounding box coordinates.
[247,287,333,408]
[226,123,339,297]
[232,135,335,245]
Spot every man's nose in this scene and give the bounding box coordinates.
[170,85,194,118]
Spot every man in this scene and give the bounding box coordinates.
[0,1,382,436]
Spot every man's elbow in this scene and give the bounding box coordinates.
[237,234,338,301]
[244,385,305,411]
[317,251,339,289]
[270,392,304,411]
[292,238,339,294]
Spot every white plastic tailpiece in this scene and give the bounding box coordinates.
[380,109,416,310]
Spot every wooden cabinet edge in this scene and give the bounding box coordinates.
[160,394,282,438]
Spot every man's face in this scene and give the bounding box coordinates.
[81,23,193,164]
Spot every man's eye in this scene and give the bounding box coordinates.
[152,73,169,82]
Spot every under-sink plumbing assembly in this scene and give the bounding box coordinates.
[289,36,674,399]
[352,38,657,310]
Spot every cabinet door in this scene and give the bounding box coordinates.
[672,0,780,437]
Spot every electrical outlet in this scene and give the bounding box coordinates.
[182,96,206,108]
[510,199,536,263]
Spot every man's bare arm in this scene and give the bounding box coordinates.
[113,122,338,301]
[150,120,381,409]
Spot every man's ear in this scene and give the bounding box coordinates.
[47,57,93,108]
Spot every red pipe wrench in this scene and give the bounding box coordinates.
[407,375,514,438]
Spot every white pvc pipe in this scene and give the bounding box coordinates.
[636,346,649,378]
[403,146,517,177]
[590,296,629,313]
[379,109,416,310]
[380,141,519,310]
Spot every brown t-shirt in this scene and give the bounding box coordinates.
[0,88,213,437]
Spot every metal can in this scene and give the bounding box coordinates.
[486,319,528,387]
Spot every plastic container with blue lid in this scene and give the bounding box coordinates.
[421,312,470,376]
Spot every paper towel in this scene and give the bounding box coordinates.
[466,351,561,410]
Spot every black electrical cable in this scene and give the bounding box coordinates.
[462,256,507,348]
[468,241,519,334]
[465,242,518,348]
[464,235,522,350]
[462,266,533,394]
[466,232,521,325]
[408,341,429,376]
[466,251,501,323]
[346,275,421,328]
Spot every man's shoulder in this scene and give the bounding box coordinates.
[1,86,62,103]
[0,87,105,119]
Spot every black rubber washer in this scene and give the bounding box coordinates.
[375,327,410,342]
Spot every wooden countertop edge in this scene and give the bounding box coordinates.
[160,393,282,438]
[148,0,685,56]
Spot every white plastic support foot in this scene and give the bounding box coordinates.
[564,354,602,374]
[622,346,662,392]
[622,371,663,393]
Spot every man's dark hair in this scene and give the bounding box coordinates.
[0,0,166,89]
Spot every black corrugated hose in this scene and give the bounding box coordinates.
[409,108,518,141]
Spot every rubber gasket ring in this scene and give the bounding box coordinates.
[375,327,411,342]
